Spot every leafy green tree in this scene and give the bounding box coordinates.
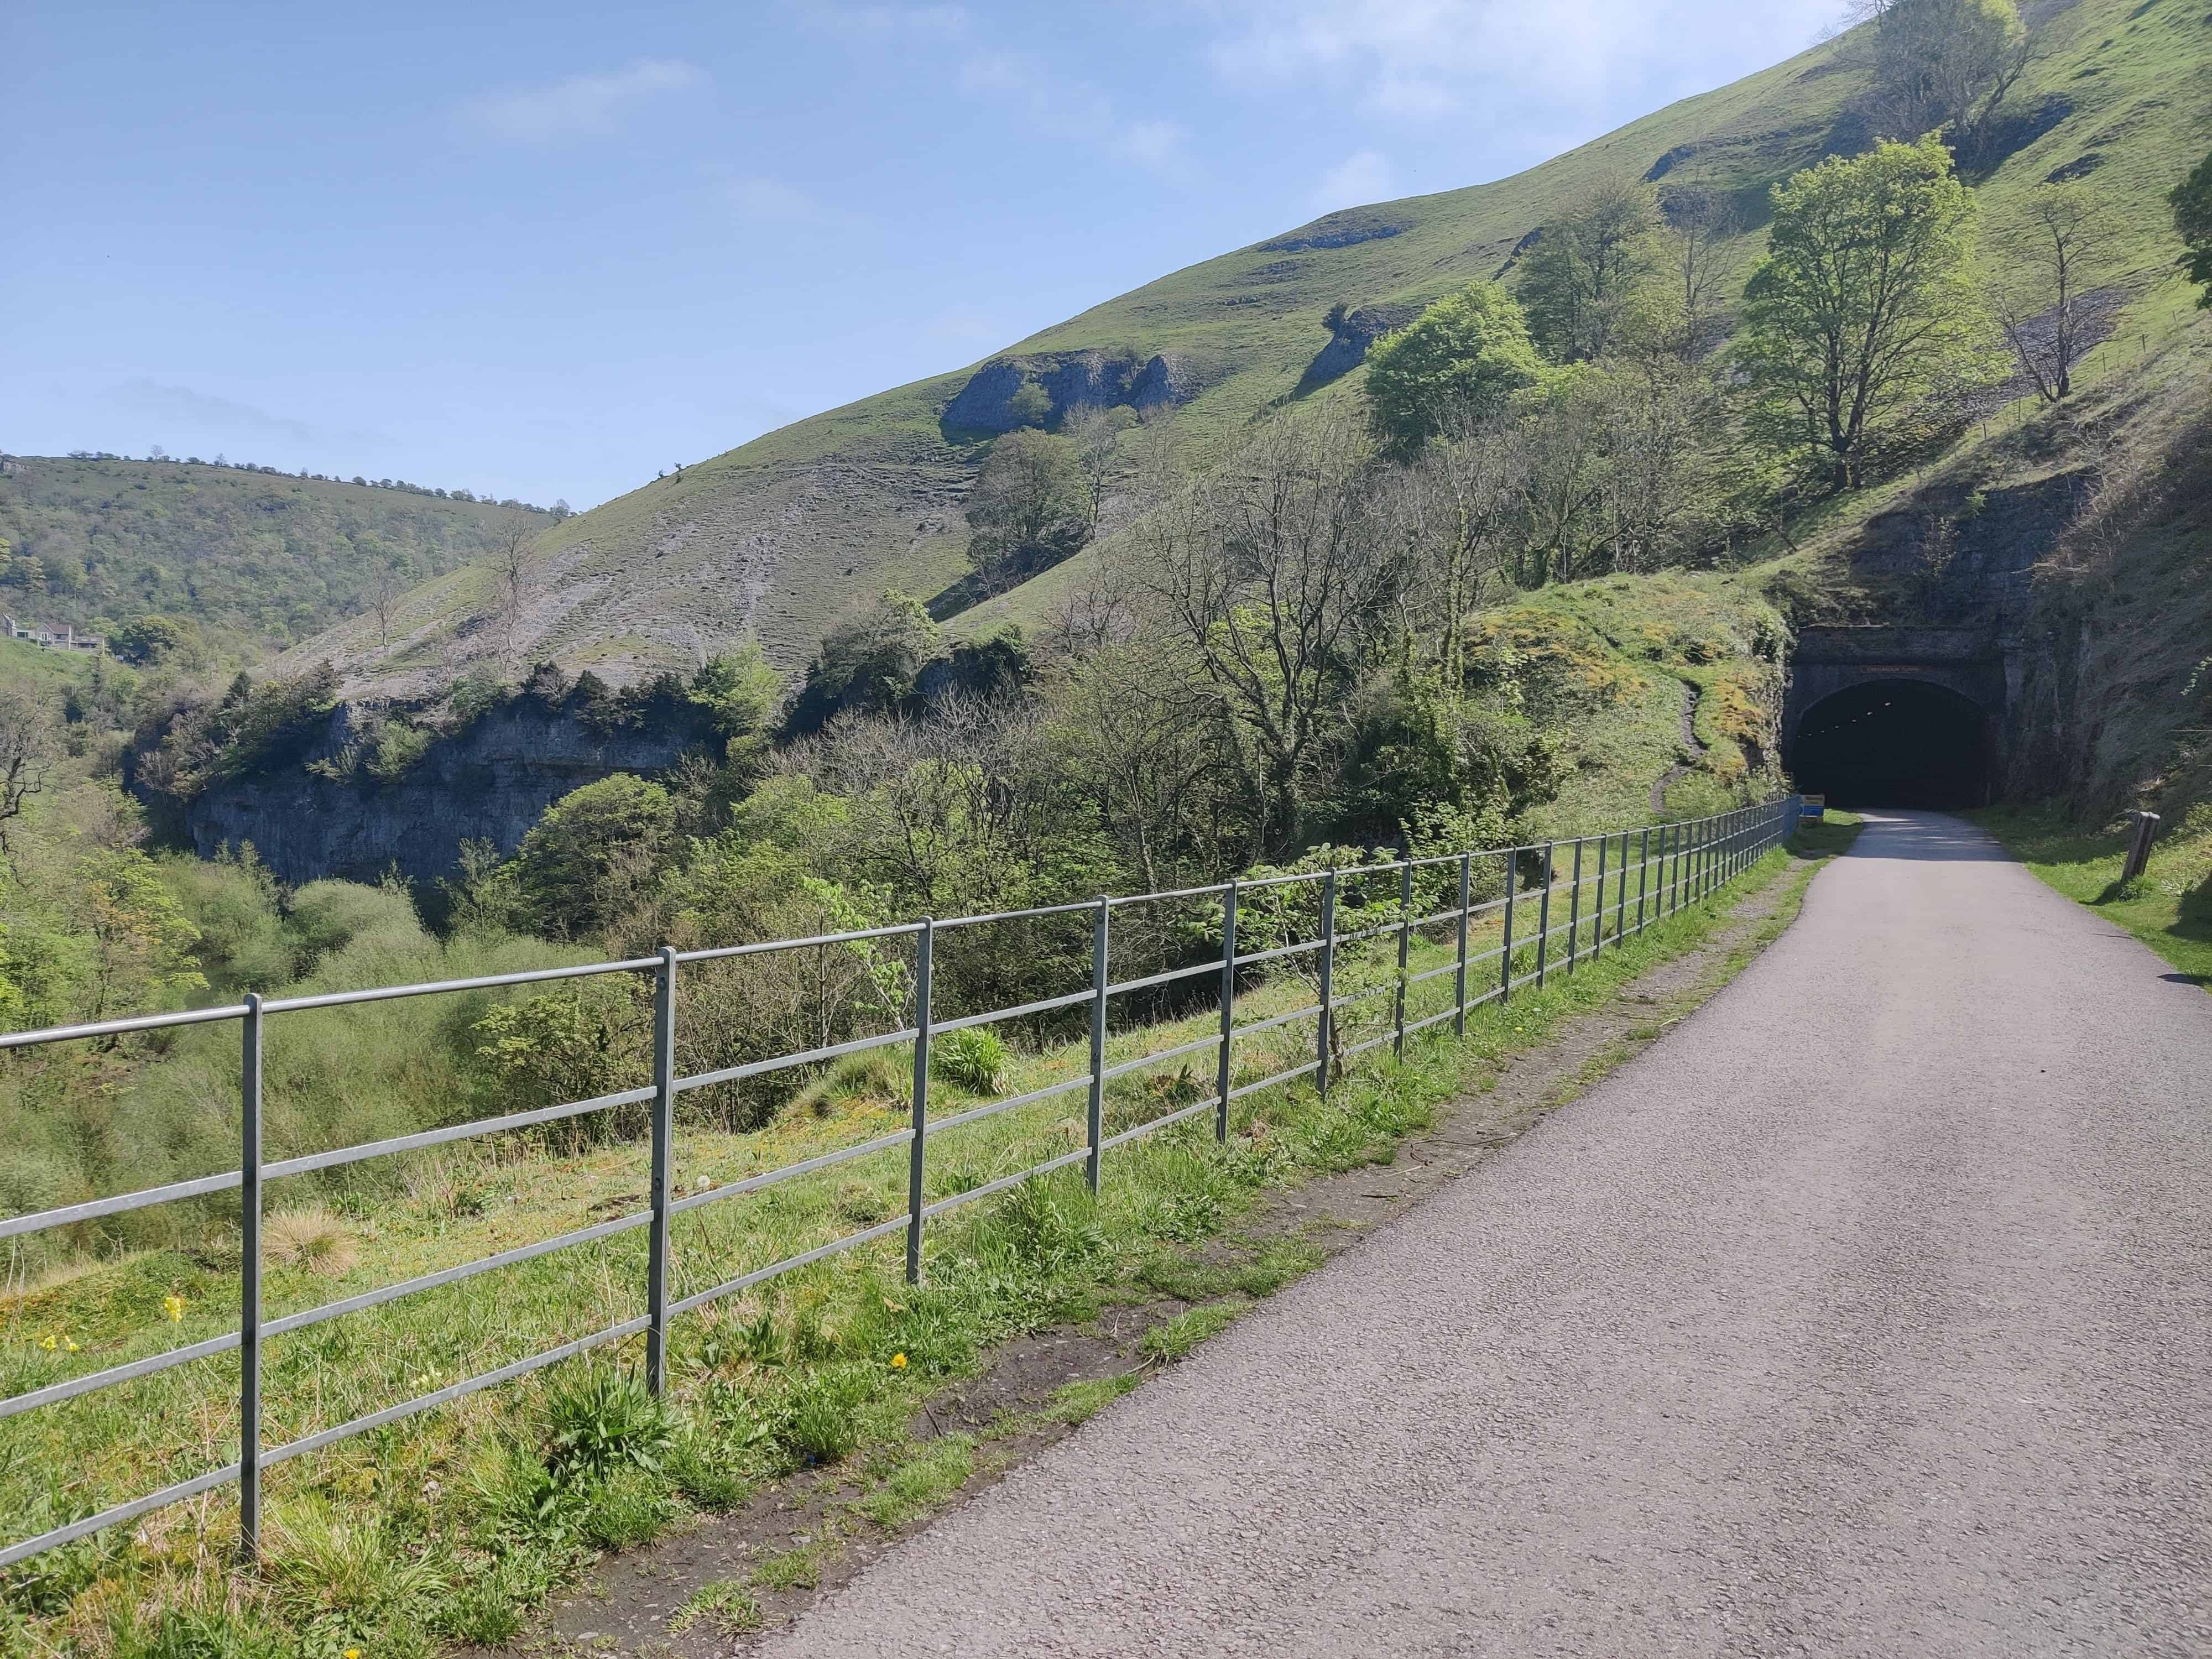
[1006,379,1053,428]
[512,774,676,940]
[1736,135,1992,489]
[1866,0,2028,155]
[1364,281,1545,459]
[78,848,207,1024]
[688,645,782,742]
[108,614,192,664]
[966,429,1088,582]
[1516,182,1656,363]
[2173,147,2212,308]
[801,591,942,719]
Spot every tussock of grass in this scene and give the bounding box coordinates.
[262,1208,361,1276]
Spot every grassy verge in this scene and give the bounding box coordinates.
[0,840,1811,1659]
[1970,802,2212,985]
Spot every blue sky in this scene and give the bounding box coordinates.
[4,1,1835,510]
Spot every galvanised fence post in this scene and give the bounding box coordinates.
[1637,827,1649,933]
[1215,881,1238,1142]
[238,994,263,1562]
[1394,860,1412,1060]
[1086,899,1109,1193]
[1565,838,1583,975]
[1453,852,1472,1036]
[1499,854,1516,1005]
[1592,832,1608,964]
[905,919,933,1284]
[1316,869,1338,1100]
[1535,844,1553,990]
[645,947,677,1392]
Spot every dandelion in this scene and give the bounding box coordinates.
[890,1353,907,1370]
[65,1339,78,1353]
[38,1333,56,1352]
[345,1647,361,1658]
[164,1294,186,1323]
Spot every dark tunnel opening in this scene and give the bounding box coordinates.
[1788,679,1991,810]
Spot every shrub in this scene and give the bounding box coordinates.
[930,1027,1006,1094]
[778,1366,870,1464]
[542,1364,675,1487]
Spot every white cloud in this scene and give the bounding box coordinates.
[953,50,1192,180]
[1308,149,1395,212]
[463,59,706,143]
[1198,0,1838,122]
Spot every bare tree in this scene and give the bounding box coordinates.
[1130,404,1407,857]
[369,547,415,646]
[1996,184,2112,403]
[1650,193,1739,362]
[1062,403,1124,528]
[0,683,61,857]
[1384,409,1521,685]
[487,514,538,670]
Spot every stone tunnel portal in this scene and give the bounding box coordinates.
[1788,678,1992,810]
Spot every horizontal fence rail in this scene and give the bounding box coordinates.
[0,797,1801,1567]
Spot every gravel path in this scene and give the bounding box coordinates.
[755,812,2212,1657]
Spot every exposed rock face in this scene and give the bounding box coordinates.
[940,350,1202,435]
[1258,209,1409,253]
[1294,303,1422,397]
[181,697,719,888]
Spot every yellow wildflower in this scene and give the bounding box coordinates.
[165,1294,186,1323]
[65,1339,79,1353]
[345,1648,361,1658]
[38,1333,56,1352]
[890,1353,907,1370]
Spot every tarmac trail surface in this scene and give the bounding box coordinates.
[754,813,2212,1657]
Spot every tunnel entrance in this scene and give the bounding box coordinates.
[1788,678,1990,808]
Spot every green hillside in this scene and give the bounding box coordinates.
[295,0,2211,693]
[0,455,555,663]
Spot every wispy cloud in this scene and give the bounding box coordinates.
[1308,149,1395,212]
[100,380,383,450]
[954,48,1192,179]
[1200,0,1837,122]
[462,59,706,143]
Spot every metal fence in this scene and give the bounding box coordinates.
[0,795,1800,1567]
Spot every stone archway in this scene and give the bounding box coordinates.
[1787,677,1992,808]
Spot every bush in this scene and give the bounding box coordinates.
[778,1366,871,1464]
[512,774,675,940]
[930,1027,1006,1094]
[542,1364,675,1487]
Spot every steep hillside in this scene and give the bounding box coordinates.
[296,0,2210,696]
[0,454,555,661]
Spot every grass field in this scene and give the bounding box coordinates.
[1971,801,2212,985]
[0,819,1799,1657]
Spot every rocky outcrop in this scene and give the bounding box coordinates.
[1293,302,1422,397]
[1258,210,1408,253]
[940,349,1203,436]
[180,695,720,889]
